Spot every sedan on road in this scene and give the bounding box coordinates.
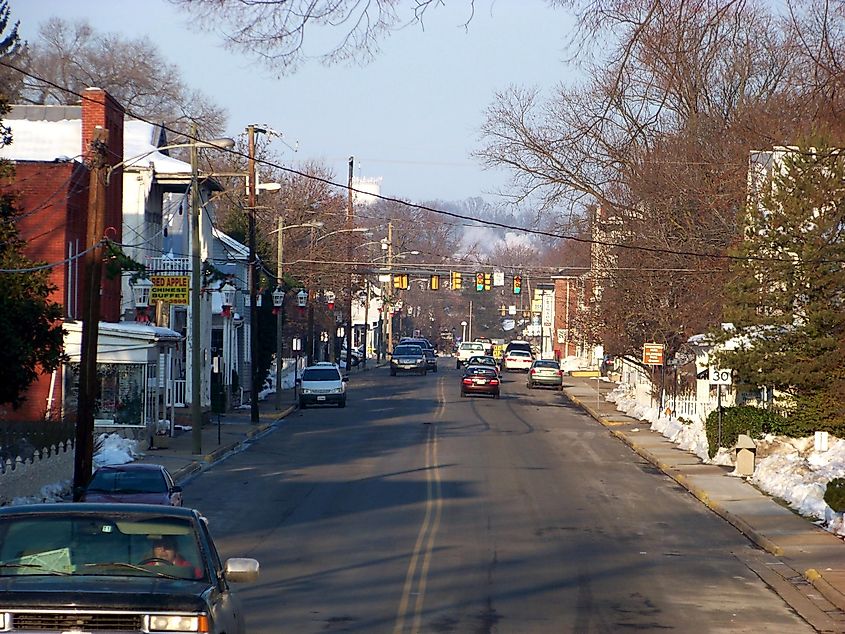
[81,463,183,506]
[502,349,533,372]
[461,365,501,398]
[527,359,564,390]
[467,355,500,376]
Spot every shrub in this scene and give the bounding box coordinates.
[704,405,790,458]
[824,478,845,513]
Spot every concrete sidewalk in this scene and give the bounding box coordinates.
[563,376,845,631]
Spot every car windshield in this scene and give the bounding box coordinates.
[0,513,206,581]
[461,343,484,351]
[87,469,167,494]
[469,356,496,366]
[394,346,422,356]
[301,369,341,381]
[509,351,531,358]
[533,360,559,369]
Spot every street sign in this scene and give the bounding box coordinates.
[493,270,505,287]
[709,367,733,385]
[642,342,664,365]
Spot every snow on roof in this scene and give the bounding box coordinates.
[123,119,190,175]
[0,106,191,175]
[212,227,249,259]
[0,112,82,162]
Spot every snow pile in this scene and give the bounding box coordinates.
[606,381,845,536]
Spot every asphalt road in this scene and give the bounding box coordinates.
[183,360,812,633]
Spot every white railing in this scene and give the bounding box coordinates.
[147,256,191,274]
[167,380,187,407]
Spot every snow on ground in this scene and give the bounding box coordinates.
[607,381,845,536]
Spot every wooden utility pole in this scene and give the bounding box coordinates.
[73,127,109,500]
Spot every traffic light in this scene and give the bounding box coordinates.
[393,273,409,290]
[451,271,462,290]
[430,274,440,290]
[475,272,484,292]
[512,275,522,295]
[483,273,492,291]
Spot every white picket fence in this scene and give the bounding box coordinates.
[0,442,75,505]
[616,356,720,423]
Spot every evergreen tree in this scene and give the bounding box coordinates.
[720,143,845,430]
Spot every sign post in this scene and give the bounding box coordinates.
[709,367,733,451]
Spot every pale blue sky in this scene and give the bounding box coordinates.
[13,1,578,203]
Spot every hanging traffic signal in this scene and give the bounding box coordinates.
[451,271,462,290]
[483,273,492,291]
[393,273,409,290]
[512,275,522,295]
[475,272,484,292]
[430,274,440,290]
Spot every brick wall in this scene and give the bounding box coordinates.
[81,87,124,322]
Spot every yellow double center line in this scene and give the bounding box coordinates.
[394,377,446,634]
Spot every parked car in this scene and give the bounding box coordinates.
[502,349,533,372]
[82,463,182,506]
[422,348,438,372]
[461,365,501,398]
[456,341,486,368]
[390,344,427,376]
[298,362,348,408]
[0,503,259,634]
[467,355,500,375]
[527,359,564,390]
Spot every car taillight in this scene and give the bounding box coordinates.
[530,368,536,374]
[462,378,472,384]
[490,379,499,385]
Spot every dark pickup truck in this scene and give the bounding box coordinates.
[0,503,259,633]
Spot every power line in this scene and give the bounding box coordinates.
[2,60,842,266]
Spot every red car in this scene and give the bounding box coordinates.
[461,365,501,399]
[82,463,183,506]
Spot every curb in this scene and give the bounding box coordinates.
[172,404,296,483]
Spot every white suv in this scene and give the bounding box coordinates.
[456,341,486,368]
[298,362,347,408]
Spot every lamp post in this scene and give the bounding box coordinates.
[272,219,323,410]
[220,281,236,412]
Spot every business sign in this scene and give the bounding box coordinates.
[542,292,554,327]
[150,275,190,304]
[642,342,664,366]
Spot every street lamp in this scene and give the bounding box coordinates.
[130,277,153,323]
[272,220,323,410]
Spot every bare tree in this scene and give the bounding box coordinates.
[168,0,483,73]
[16,17,226,137]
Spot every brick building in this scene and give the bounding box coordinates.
[0,89,124,420]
